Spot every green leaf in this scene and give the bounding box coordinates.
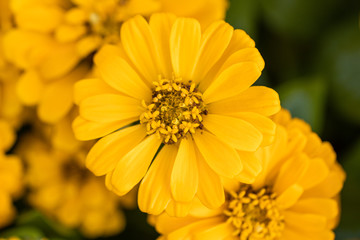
[276,76,327,133]
[0,226,44,239]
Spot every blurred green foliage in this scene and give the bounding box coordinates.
[229,0,360,239]
[2,0,360,239]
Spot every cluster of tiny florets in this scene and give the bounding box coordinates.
[140,75,207,144]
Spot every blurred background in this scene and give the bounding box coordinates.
[225,0,360,239]
[1,0,359,239]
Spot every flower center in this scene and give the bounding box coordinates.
[224,185,284,240]
[140,75,207,144]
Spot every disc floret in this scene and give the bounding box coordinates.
[140,75,207,144]
[224,185,284,240]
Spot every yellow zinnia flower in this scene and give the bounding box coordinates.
[73,13,280,217]
[17,131,135,238]
[151,109,346,240]
[3,0,228,123]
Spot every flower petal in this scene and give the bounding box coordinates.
[273,153,309,194]
[290,198,338,219]
[276,184,303,210]
[74,78,118,105]
[15,5,64,32]
[193,131,242,178]
[193,222,233,240]
[171,138,198,202]
[170,18,201,81]
[203,114,262,151]
[208,86,281,117]
[72,116,136,141]
[297,158,329,190]
[95,46,151,100]
[227,112,277,147]
[235,151,262,184]
[17,70,43,105]
[138,145,177,215]
[203,62,261,104]
[196,148,225,209]
[284,211,327,232]
[121,15,158,83]
[79,94,143,123]
[111,134,162,195]
[86,125,146,176]
[165,200,193,218]
[149,13,177,79]
[192,21,233,84]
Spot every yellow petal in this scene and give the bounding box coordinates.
[74,78,118,105]
[273,153,309,194]
[55,24,87,42]
[121,15,158,83]
[95,45,151,100]
[203,62,261,104]
[192,21,233,84]
[16,70,43,105]
[235,151,262,184]
[208,86,280,117]
[290,198,338,219]
[110,134,162,195]
[37,75,74,123]
[218,48,265,73]
[280,228,335,240]
[149,13,177,79]
[0,121,15,151]
[166,217,223,240]
[193,222,233,240]
[170,17,201,81]
[196,148,225,209]
[199,29,256,91]
[72,116,137,141]
[39,42,80,79]
[138,145,177,215]
[86,125,146,176]
[228,112,276,147]
[203,114,262,151]
[15,5,63,32]
[297,158,329,190]
[193,131,242,178]
[284,211,327,232]
[302,166,345,199]
[76,35,102,57]
[276,184,303,210]
[0,192,15,227]
[155,213,198,235]
[165,200,193,218]
[79,93,142,123]
[171,138,198,202]
[64,8,87,25]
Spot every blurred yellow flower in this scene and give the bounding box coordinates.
[3,0,227,123]
[151,109,345,240]
[0,121,23,229]
[73,13,280,217]
[0,0,23,127]
[17,129,135,238]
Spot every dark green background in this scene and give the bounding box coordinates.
[1,0,360,239]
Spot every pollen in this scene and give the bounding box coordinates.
[224,185,284,240]
[140,75,207,144]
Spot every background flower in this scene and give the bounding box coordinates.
[151,109,345,240]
